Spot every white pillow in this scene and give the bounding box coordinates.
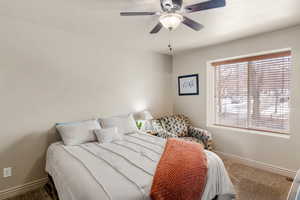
[94,127,123,143]
[99,114,138,135]
[56,119,101,146]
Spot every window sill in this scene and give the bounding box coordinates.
[207,124,291,139]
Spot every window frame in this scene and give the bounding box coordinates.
[207,49,292,135]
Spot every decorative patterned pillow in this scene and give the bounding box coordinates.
[177,114,192,127]
[151,120,164,132]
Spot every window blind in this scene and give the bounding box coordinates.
[214,51,291,134]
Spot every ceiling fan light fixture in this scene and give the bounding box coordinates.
[159,13,183,30]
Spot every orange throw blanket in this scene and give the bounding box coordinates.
[150,138,208,200]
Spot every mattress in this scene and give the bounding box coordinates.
[46,132,235,200]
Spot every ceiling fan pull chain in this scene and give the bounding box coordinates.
[168,30,174,55]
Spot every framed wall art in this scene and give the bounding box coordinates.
[178,74,199,96]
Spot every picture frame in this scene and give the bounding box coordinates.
[178,74,199,96]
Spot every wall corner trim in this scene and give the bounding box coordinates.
[0,177,48,200]
[216,151,297,178]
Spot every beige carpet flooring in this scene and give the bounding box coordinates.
[7,158,292,200]
[222,158,292,200]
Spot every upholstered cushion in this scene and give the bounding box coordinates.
[99,114,138,135]
[94,127,123,143]
[159,115,189,137]
[157,130,178,139]
[56,119,101,146]
[181,137,203,144]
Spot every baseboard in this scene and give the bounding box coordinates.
[216,150,297,178]
[0,177,48,200]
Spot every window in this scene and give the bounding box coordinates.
[212,51,291,134]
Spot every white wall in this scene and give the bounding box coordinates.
[0,15,173,191]
[173,26,300,173]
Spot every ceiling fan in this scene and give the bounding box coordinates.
[120,0,226,34]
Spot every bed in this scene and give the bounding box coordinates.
[288,170,300,200]
[46,131,235,200]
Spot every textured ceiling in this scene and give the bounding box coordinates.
[1,0,300,54]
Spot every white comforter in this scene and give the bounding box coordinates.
[46,132,235,200]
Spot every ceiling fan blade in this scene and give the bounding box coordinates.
[150,23,163,34]
[182,16,204,31]
[120,12,157,16]
[185,0,225,13]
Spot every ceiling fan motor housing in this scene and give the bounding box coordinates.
[160,0,183,12]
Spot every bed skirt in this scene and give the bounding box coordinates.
[44,174,59,200]
[44,174,228,200]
